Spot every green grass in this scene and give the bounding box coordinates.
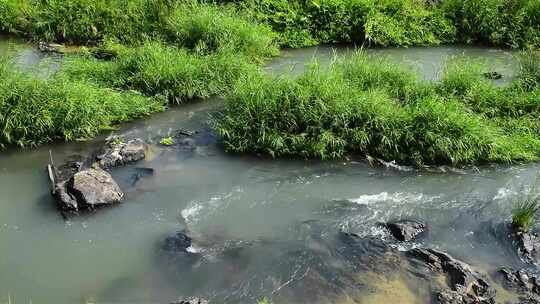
[2,0,538,49]
[63,41,258,103]
[216,52,540,165]
[231,0,538,49]
[0,58,164,148]
[159,136,174,146]
[164,2,278,60]
[512,197,540,232]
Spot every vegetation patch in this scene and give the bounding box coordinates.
[0,58,164,148]
[63,41,258,103]
[512,197,540,232]
[216,51,540,165]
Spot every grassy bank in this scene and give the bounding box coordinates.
[216,51,540,165]
[0,1,274,148]
[63,41,259,103]
[1,0,538,49]
[233,0,539,49]
[0,0,539,165]
[0,58,164,148]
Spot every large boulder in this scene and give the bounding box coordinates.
[407,248,495,304]
[55,168,124,212]
[386,219,426,242]
[97,139,146,169]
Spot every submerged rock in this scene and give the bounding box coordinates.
[386,219,426,242]
[97,139,146,169]
[483,71,503,80]
[407,248,495,303]
[498,267,540,295]
[170,297,208,304]
[55,168,124,212]
[131,167,155,186]
[163,231,193,253]
[38,41,64,53]
[514,231,540,264]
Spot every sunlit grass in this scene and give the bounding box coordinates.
[216,51,540,165]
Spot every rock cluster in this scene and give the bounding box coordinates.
[50,139,146,213]
[407,248,495,304]
[386,219,426,242]
[514,231,540,264]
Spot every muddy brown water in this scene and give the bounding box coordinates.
[0,40,537,303]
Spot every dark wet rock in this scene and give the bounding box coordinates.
[498,267,540,295]
[97,139,146,169]
[175,128,198,137]
[163,231,193,253]
[386,219,426,242]
[483,71,503,80]
[514,231,540,264]
[435,289,493,304]
[177,137,197,151]
[38,41,63,53]
[91,48,117,60]
[515,296,540,304]
[408,248,496,303]
[131,167,155,186]
[55,168,124,212]
[170,297,208,304]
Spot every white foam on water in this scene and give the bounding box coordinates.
[348,192,428,206]
[180,187,244,225]
[493,187,517,200]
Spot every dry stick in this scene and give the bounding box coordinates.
[47,150,57,194]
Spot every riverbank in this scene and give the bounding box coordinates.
[217,50,540,165]
[0,0,539,165]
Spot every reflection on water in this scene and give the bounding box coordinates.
[0,40,537,303]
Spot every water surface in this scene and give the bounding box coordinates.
[0,42,536,304]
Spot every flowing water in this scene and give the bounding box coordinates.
[0,41,538,304]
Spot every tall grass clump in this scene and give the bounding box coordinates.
[512,197,540,232]
[164,3,278,60]
[518,50,540,91]
[0,58,164,148]
[216,52,540,165]
[64,41,257,103]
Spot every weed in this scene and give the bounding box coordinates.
[159,136,174,146]
[512,197,540,232]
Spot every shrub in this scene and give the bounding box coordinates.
[0,58,164,148]
[440,0,540,48]
[364,0,456,46]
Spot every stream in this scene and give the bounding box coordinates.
[0,39,538,304]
